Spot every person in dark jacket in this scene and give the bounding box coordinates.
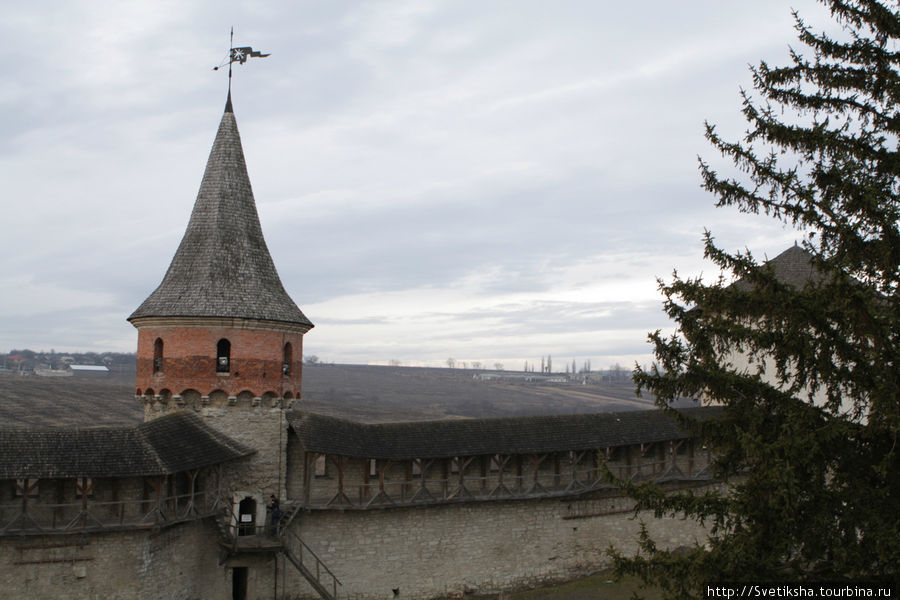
[268,495,282,534]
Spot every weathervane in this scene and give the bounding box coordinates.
[213,28,270,94]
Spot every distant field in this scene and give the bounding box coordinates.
[0,374,142,427]
[0,364,683,427]
[300,364,658,422]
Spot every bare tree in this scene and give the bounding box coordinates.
[494,362,504,371]
[446,357,456,369]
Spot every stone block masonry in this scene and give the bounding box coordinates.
[287,486,714,600]
[0,521,230,600]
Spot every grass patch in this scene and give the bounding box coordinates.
[510,572,661,600]
[451,571,662,600]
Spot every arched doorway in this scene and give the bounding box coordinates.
[237,496,256,536]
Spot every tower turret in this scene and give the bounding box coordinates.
[129,94,313,415]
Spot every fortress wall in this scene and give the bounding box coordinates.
[199,405,289,499]
[285,433,306,500]
[288,485,715,600]
[225,553,278,600]
[0,520,228,600]
[142,402,287,503]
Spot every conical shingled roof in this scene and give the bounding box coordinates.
[730,244,822,291]
[129,97,313,329]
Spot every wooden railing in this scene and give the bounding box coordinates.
[0,490,226,536]
[304,460,711,510]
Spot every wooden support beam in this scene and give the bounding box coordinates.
[303,452,313,506]
[111,478,122,523]
[553,453,562,488]
[54,479,64,528]
[480,457,488,492]
[688,441,694,477]
[213,464,223,510]
[515,455,523,491]
[185,469,199,515]
[525,454,548,494]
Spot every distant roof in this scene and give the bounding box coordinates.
[70,365,109,372]
[0,411,253,478]
[731,244,821,290]
[129,97,313,329]
[286,407,719,460]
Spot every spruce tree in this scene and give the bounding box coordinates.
[610,0,899,593]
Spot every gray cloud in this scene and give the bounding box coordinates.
[1,0,827,365]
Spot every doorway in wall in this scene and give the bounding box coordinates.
[238,496,256,536]
[232,567,248,600]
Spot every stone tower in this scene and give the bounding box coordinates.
[129,93,312,496]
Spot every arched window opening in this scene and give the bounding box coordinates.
[153,338,164,373]
[237,496,256,536]
[282,343,293,375]
[217,339,231,373]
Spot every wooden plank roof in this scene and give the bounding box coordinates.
[0,411,253,478]
[286,407,720,460]
[128,98,312,329]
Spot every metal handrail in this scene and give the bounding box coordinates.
[282,527,342,598]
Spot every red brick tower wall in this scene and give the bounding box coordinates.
[135,324,304,399]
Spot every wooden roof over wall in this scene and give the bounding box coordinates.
[0,411,253,478]
[286,407,720,460]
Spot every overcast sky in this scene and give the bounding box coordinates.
[1,1,834,369]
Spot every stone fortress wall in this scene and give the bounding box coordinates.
[285,485,714,599]
[0,463,714,600]
[0,522,229,600]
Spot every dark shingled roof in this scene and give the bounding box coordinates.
[286,407,719,460]
[732,244,821,290]
[0,411,254,478]
[129,97,312,328]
